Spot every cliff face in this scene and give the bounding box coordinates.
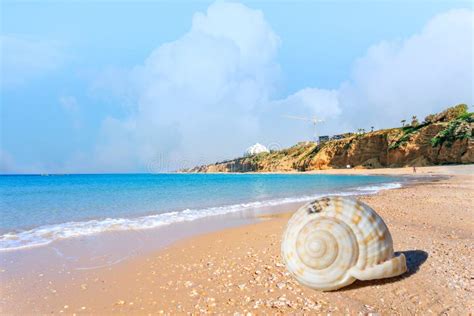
[185,106,474,172]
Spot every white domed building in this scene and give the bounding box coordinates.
[244,143,270,156]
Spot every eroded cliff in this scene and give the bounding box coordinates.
[184,105,473,172]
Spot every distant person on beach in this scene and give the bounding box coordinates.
[413,166,417,173]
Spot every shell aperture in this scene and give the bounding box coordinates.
[281,196,407,291]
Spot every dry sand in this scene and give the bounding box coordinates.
[1,165,473,314]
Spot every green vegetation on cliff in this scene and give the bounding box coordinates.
[389,104,472,150]
[185,104,473,172]
[431,109,473,147]
[388,123,428,150]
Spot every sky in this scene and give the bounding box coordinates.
[1,0,473,173]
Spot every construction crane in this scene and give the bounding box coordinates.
[283,115,324,143]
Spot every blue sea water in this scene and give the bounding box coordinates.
[0,174,402,251]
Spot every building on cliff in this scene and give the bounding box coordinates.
[183,105,473,173]
[244,143,270,156]
[318,136,330,143]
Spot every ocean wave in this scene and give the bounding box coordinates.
[355,182,402,191]
[0,182,401,252]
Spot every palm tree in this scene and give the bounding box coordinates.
[401,119,406,127]
[411,115,419,127]
[371,126,374,132]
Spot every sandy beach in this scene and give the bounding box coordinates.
[3,0,473,314]
[1,165,473,314]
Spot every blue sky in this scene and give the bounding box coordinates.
[1,1,473,173]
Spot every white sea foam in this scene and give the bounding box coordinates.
[355,182,402,191]
[0,182,402,252]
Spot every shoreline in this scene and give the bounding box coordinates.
[1,165,472,314]
[0,179,407,279]
[181,164,471,176]
[0,173,408,253]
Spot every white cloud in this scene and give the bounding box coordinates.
[91,2,282,171]
[89,6,473,172]
[278,88,341,120]
[256,88,341,146]
[338,9,474,129]
[0,35,66,87]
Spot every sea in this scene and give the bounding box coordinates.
[0,173,403,252]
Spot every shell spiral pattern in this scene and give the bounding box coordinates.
[281,196,407,291]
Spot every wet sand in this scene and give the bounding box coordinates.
[1,165,473,314]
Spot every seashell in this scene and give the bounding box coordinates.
[281,196,407,291]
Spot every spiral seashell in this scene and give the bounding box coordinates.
[281,196,407,291]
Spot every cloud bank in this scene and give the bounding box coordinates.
[92,5,471,172]
[1,4,472,173]
[338,8,473,130]
[89,2,348,172]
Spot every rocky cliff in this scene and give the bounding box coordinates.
[184,105,474,172]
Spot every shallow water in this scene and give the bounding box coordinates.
[0,173,402,251]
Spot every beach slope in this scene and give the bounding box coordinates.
[1,166,473,314]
